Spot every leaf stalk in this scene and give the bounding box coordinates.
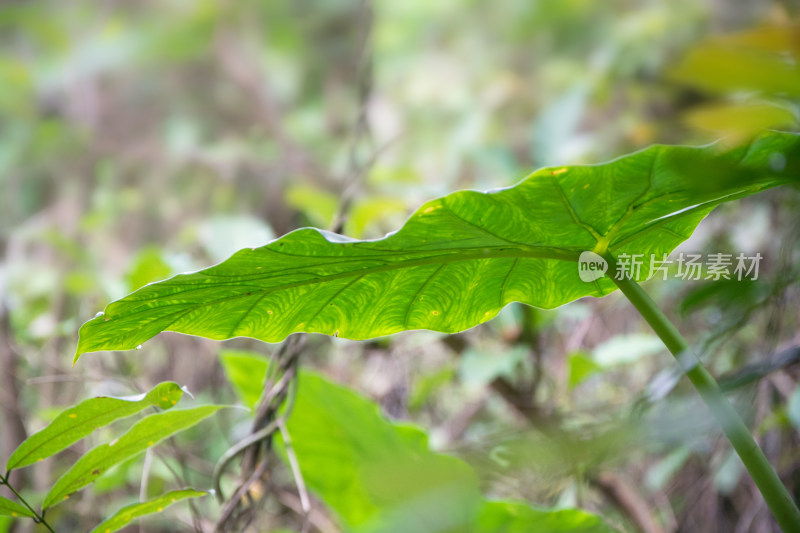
[0,471,56,532]
[607,256,800,532]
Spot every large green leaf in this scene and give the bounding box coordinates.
[88,489,207,533]
[42,405,223,509]
[6,382,183,471]
[281,371,615,533]
[0,495,34,519]
[218,349,270,410]
[283,371,480,532]
[75,131,799,360]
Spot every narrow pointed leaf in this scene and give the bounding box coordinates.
[89,489,207,533]
[42,406,223,509]
[7,382,184,471]
[0,496,35,519]
[75,132,799,360]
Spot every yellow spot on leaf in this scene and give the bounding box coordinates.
[148,441,154,446]
[63,495,69,500]
[11,512,17,517]
[423,206,435,214]
[583,183,590,189]
[171,400,177,405]
[161,397,167,402]
[550,168,568,175]
[267,310,273,315]
[157,507,163,512]
[432,310,439,316]
[68,414,77,419]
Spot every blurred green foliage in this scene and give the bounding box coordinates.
[1,0,799,532]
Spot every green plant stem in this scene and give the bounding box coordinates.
[607,261,800,532]
[0,471,55,532]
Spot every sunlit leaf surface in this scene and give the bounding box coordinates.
[43,406,223,509]
[88,489,207,533]
[0,496,34,519]
[76,132,799,360]
[7,382,183,471]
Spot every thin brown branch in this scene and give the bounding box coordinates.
[594,472,666,533]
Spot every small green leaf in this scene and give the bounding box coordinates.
[0,495,34,519]
[218,349,269,410]
[74,131,800,361]
[476,501,616,533]
[344,196,408,238]
[7,382,184,471]
[125,246,172,291]
[88,489,207,533]
[43,406,223,509]
[285,184,339,228]
[567,351,601,389]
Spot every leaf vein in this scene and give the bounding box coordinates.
[551,178,602,241]
[403,264,446,329]
[500,258,520,306]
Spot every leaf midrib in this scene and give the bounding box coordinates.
[89,245,583,349]
[109,245,581,314]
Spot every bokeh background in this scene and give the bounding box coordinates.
[1,1,800,532]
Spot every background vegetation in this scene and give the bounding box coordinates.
[1,1,799,532]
